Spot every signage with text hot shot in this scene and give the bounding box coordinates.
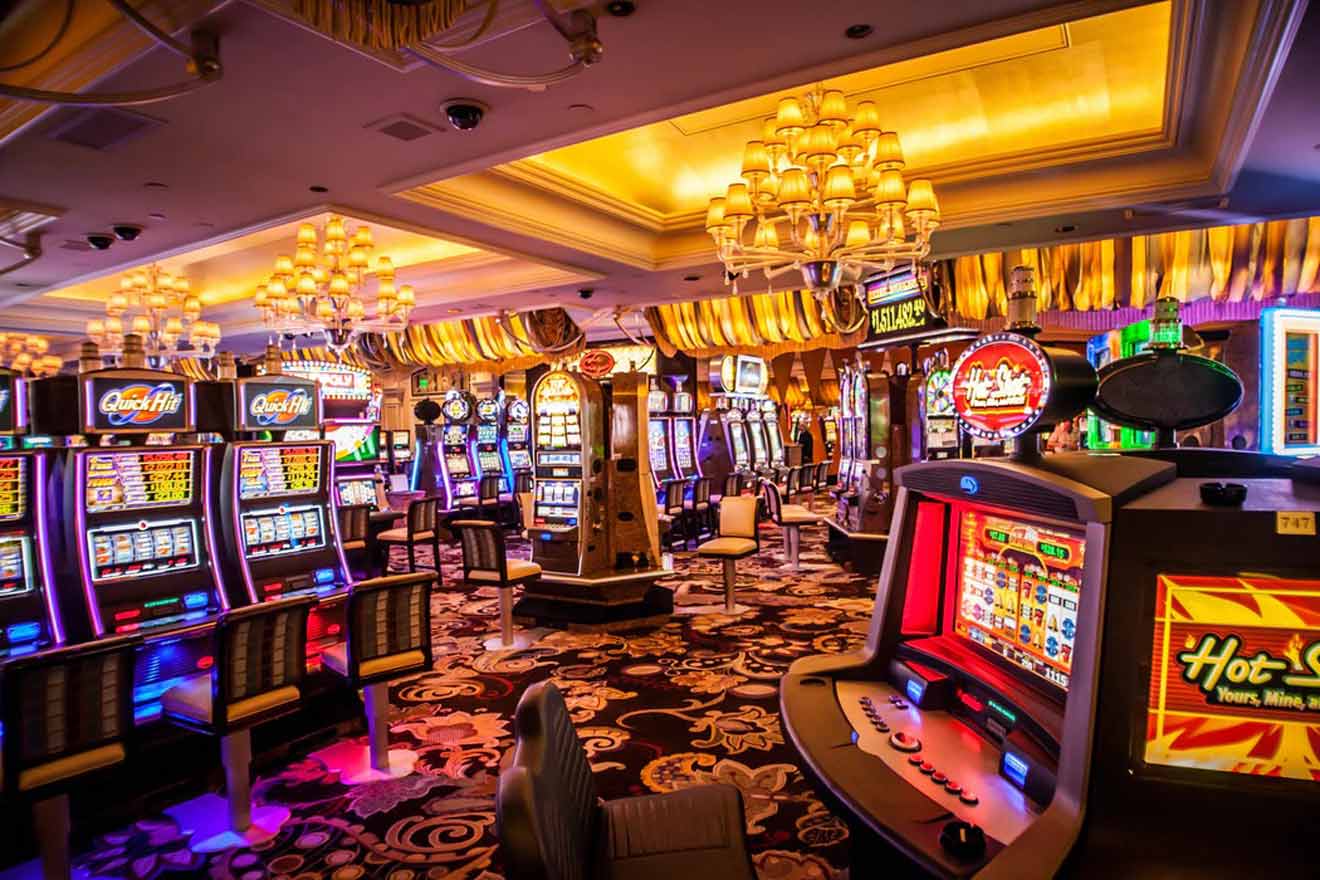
[951,333,1052,440]
[87,376,190,433]
[1145,574,1320,781]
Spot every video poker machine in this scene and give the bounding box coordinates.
[438,391,478,508]
[474,397,510,492]
[671,388,700,480]
[647,386,676,492]
[388,428,413,474]
[505,397,533,474]
[783,321,1320,876]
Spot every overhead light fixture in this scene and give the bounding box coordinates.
[85,264,221,367]
[706,83,940,303]
[0,333,61,377]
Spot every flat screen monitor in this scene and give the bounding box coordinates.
[390,430,411,451]
[1143,574,1320,781]
[336,477,378,508]
[509,449,532,470]
[951,506,1085,692]
[478,451,503,473]
[84,449,194,514]
[327,423,381,463]
[648,421,669,474]
[673,420,694,470]
[442,425,467,447]
[237,445,322,501]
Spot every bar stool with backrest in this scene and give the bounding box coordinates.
[312,572,434,784]
[455,519,542,651]
[785,465,802,504]
[160,596,315,853]
[337,502,372,579]
[761,478,822,572]
[0,635,138,880]
[497,681,756,880]
[458,473,502,521]
[695,494,759,615]
[684,476,713,543]
[511,470,533,529]
[377,495,442,575]
[656,479,686,550]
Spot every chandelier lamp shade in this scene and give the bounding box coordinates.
[252,215,415,352]
[85,264,221,364]
[706,84,941,293]
[0,333,62,376]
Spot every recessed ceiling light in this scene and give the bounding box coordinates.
[12,281,35,288]
[447,308,461,314]
[143,181,168,190]
[845,24,873,39]
[683,274,700,282]
[995,221,1012,228]
[1054,224,1077,233]
[309,185,329,193]
[148,212,166,220]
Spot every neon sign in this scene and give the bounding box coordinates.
[951,333,1051,440]
[280,360,373,400]
[248,388,315,427]
[95,382,185,428]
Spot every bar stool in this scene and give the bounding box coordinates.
[337,502,372,579]
[161,596,315,853]
[684,476,713,543]
[784,466,802,504]
[377,496,442,575]
[511,469,534,528]
[455,520,542,651]
[656,479,687,550]
[761,479,822,572]
[310,572,434,785]
[0,636,138,880]
[693,495,759,615]
[458,473,503,521]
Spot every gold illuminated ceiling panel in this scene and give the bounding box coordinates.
[509,2,1171,224]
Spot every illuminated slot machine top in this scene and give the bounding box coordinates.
[671,391,697,478]
[505,397,533,471]
[647,388,674,487]
[532,372,584,529]
[440,392,477,503]
[474,398,507,489]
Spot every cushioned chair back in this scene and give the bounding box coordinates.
[479,474,502,502]
[761,478,787,525]
[344,572,434,685]
[514,469,534,495]
[815,462,829,490]
[213,597,313,729]
[692,477,711,506]
[0,636,136,796]
[719,494,758,539]
[408,497,437,537]
[662,480,685,516]
[497,681,599,880]
[722,473,740,499]
[457,519,506,581]
[786,467,800,498]
[337,504,370,543]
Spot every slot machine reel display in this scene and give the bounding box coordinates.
[389,428,412,473]
[474,397,510,491]
[505,397,533,473]
[439,391,478,507]
[670,389,699,480]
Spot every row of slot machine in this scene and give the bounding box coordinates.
[0,364,355,720]
[646,385,701,494]
[409,391,532,509]
[698,399,786,488]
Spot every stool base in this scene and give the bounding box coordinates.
[482,629,543,652]
[165,795,290,853]
[310,740,420,785]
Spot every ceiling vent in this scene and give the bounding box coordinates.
[44,107,164,151]
[365,113,441,142]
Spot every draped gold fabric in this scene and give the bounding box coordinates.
[949,217,1320,318]
[278,346,370,370]
[645,289,866,360]
[290,0,466,51]
[357,311,584,376]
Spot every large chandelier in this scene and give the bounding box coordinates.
[252,215,415,352]
[706,84,941,295]
[85,264,222,366]
[0,333,62,376]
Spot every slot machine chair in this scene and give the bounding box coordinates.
[377,496,442,576]
[656,479,687,550]
[312,572,433,784]
[0,636,138,880]
[760,479,822,572]
[160,597,314,853]
[455,520,542,651]
[497,681,757,880]
[457,473,502,522]
[337,503,373,579]
[684,476,714,542]
[694,495,759,615]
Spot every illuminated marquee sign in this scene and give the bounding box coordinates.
[1145,574,1320,781]
[88,377,190,432]
[578,349,615,380]
[864,271,936,345]
[950,333,1051,440]
[280,360,373,400]
[239,379,319,430]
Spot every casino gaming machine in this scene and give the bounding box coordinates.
[438,391,478,509]
[647,386,676,492]
[782,321,1319,877]
[505,397,533,475]
[388,428,412,474]
[922,365,960,461]
[474,397,510,492]
[0,370,62,660]
[670,389,700,481]
[29,367,228,718]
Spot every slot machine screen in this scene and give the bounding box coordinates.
[476,423,499,443]
[285,429,319,442]
[447,454,471,477]
[508,421,528,444]
[391,430,412,455]
[0,455,26,522]
[673,421,694,470]
[0,535,34,597]
[237,445,322,500]
[749,422,768,462]
[84,449,193,514]
[951,506,1085,691]
[336,477,378,508]
[1143,575,1320,781]
[478,451,503,473]
[509,449,533,470]
[442,425,467,446]
[240,504,327,558]
[327,423,381,463]
[87,518,199,582]
[648,421,669,474]
[730,422,750,465]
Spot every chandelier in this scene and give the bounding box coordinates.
[85,264,222,366]
[706,83,941,296]
[252,215,415,352]
[0,333,62,376]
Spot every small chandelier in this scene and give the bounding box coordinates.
[252,215,415,352]
[706,83,941,296]
[0,333,62,376]
[85,264,222,366]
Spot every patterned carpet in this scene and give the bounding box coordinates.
[68,510,873,880]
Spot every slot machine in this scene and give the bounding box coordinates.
[1260,307,1320,456]
[821,407,838,459]
[31,365,228,717]
[921,365,960,460]
[724,407,751,474]
[745,405,770,471]
[647,386,675,491]
[528,370,609,576]
[762,399,785,467]
[438,391,478,507]
[504,397,533,474]
[0,371,62,659]
[388,428,413,473]
[837,369,855,490]
[473,397,509,492]
[670,388,700,479]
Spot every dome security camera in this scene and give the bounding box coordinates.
[443,99,488,132]
[85,232,114,250]
[578,288,595,300]
[112,224,143,241]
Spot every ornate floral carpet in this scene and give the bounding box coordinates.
[71,514,873,880]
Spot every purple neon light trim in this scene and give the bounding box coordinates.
[73,450,105,635]
[231,442,259,604]
[14,377,28,431]
[33,452,63,643]
[326,442,353,587]
[201,445,229,610]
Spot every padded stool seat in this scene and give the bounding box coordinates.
[467,559,541,582]
[762,481,822,572]
[597,784,754,879]
[696,536,757,557]
[321,642,426,680]
[780,504,822,525]
[378,526,433,542]
[162,675,299,726]
[686,495,759,615]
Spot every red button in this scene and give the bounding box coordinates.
[931,771,948,784]
[944,780,962,795]
[919,761,935,774]
[908,754,924,765]
[960,792,979,806]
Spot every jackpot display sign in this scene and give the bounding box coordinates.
[1145,575,1320,781]
[237,445,321,500]
[951,333,1051,440]
[87,376,190,432]
[0,455,26,522]
[84,450,193,514]
[239,380,319,431]
[863,270,936,346]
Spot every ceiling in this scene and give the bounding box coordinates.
[0,0,1312,355]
